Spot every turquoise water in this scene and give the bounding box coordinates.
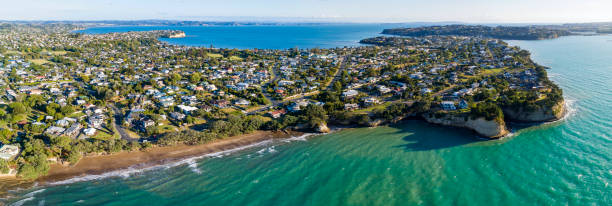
[77,24,392,49]
[4,34,612,205]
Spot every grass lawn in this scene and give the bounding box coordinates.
[42,50,67,55]
[125,129,141,139]
[351,102,391,114]
[229,56,243,61]
[193,118,207,125]
[158,125,178,133]
[479,68,505,76]
[90,130,117,141]
[206,53,223,58]
[13,114,28,122]
[3,50,21,55]
[220,108,237,114]
[68,112,86,118]
[29,59,51,65]
[256,116,273,122]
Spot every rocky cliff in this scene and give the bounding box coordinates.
[503,100,565,122]
[423,114,509,138]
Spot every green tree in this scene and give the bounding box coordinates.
[190,72,201,84]
[9,102,26,114]
[0,159,9,174]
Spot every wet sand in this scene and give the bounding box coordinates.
[38,130,299,184]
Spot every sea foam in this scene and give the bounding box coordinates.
[48,139,276,186]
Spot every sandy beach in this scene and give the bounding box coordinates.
[37,130,299,184]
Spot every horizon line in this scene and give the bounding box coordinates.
[1,18,612,25]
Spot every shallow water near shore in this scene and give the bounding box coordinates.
[3,33,612,205]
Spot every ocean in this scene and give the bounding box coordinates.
[3,27,611,205]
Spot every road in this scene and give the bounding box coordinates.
[109,104,135,142]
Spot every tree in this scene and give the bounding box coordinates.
[60,105,75,115]
[0,129,13,144]
[190,72,201,84]
[333,81,342,93]
[9,102,26,114]
[0,159,9,174]
[18,153,49,179]
[66,150,82,165]
[301,105,328,126]
[170,74,182,85]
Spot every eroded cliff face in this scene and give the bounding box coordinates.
[423,115,509,138]
[316,122,331,133]
[503,100,565,122]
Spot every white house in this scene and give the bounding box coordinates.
[0,145,19,160]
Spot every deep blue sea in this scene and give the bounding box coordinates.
[3,26,611,205]
[77,24,393,49]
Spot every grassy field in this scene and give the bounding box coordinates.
[90,130,117,141]
[3,50,21,55]
[229,56,244,61]
[479,68,505,76]
[125,129,141,139]
[351,102,391,114]
[157,125,178,133]
[206,53,223,58]
[44,50,67,55]
[29,59,51,65]
[205,53,243,61]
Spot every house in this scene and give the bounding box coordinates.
[75,99,86,105]
[235,99,250,106]
[410,72,423,79]
[45,126,66,136]
[88,114,105,128]
[441,101,457,111]
[62,117,78,123]
[344,103,359,111]
[205,84,217,91]
[362,97,380,106]
[177,105,198,114]
[278,80,294,86]
[213,99,230,108]
[376,85,391,94]
[236,83,249,91]
[342,90,359,98]
[63,123,83,138]
[0,145,19,160]
[142,119,155,128]
[83,128,96,136]
[268,109,287,119]
[55,119,70,127]
[170,112,186,120]
[159,99,175,107]
[5,89,18,101]
[290,100,310,112]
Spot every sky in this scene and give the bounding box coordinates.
[2,0,612,23]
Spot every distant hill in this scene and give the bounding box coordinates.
[382,25,573,40]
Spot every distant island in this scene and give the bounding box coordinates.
[382,25,572,40]
[382,23,612,40]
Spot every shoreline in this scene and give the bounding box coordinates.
[1,100,569,196]
[0,130,302,198]
[35,130,300,185]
